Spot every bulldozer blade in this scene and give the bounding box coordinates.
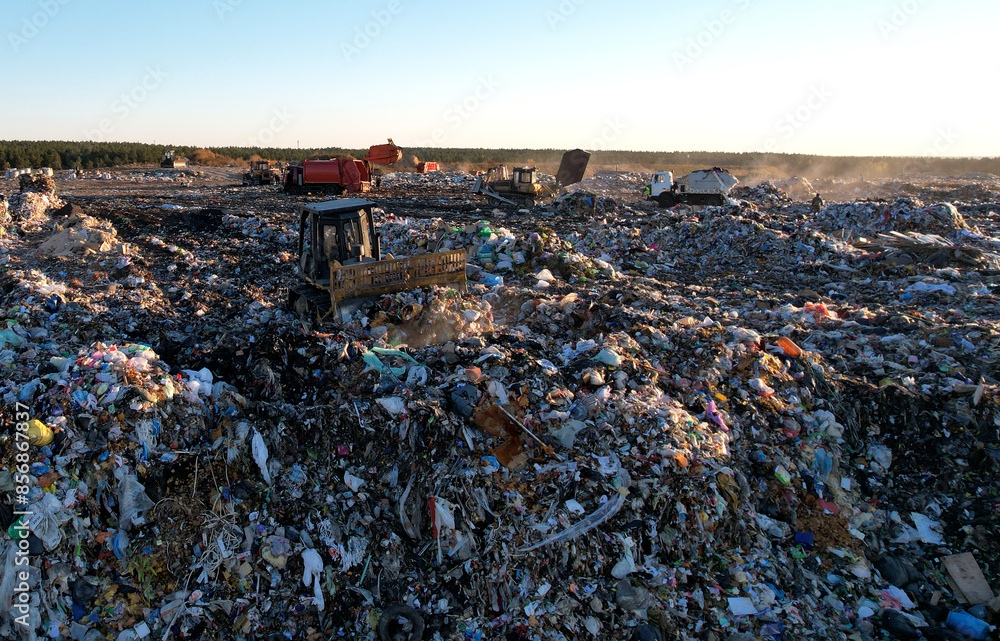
[555,149,591,187]
[471,180,519,207]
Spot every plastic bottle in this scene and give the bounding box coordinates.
[946,611,994,640]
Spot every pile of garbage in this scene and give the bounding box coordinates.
[574,172,650,202]
[381,171,475,190]
[772,176,816,200]
[732,182,794,207]
[0,173,999,641]
[36,212,128,258]
[18,174,56,194]
[548,191,617,217]
[0,192,64,229]
[817,198,972,237]
[349,286,496,347]
[855,231,1000,269]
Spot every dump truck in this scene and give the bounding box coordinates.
[648,167,738,207]
[160,150,187,169]
[243,159,278,186]
[471,149,591,208]
[283,140,402,195]
[416,161,438,174]
[287,198,467,322]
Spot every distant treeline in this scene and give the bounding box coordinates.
[2,140,998,179]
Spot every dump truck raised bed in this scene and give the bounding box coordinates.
[283,140,402,195]
[471,149,591,209]
[648,167,738,207]
[287,198,467,322]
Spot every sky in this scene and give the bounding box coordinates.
[1,0,996,157]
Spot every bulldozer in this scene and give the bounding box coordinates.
[243,159,278,186]
[471,149,591,208]
[287,198,467,322]
[160,150,186,169]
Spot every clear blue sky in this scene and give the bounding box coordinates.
[2,0,995,157]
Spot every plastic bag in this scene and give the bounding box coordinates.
[551,419,587,449]
[376,397,407,417]
[301,549,325,612]
[405,366,428,388]
[0,328,26,350]
[611,535,637,579]
[519,492,626,552]
[251,430,272,485]
[594,348,622,367]
[117,474,154,532]
[362,349,413,393]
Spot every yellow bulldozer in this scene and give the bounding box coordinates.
[287,199,467,322]
[243,159,278,186]
[160,150,187,169]
[471,148,591,208]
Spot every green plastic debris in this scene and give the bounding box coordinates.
[0,328,26,350]
[364,348,419,377]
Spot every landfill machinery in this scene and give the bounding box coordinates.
[471,149,591,208]
[283,140,403,195]
[287,198,467,322]
[648,167,738,207]
[160,150,187,169]
[243,159,278,186]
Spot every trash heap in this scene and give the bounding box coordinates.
[19,174,57,195]
[574,173,650,202]
[817,199,973,237]
[381,171,476,191]
[0,176,999,641]
[1,193,64,230]
[36,212,128,258]
[731,182,794,208]
[772,177,816,200]
[548,191,618,217]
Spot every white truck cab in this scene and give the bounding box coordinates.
[649,171,674,198]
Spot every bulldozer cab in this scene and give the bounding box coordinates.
[297,199,380,286]
[512,167,537,188]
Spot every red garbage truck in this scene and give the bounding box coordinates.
[284,140,402,194]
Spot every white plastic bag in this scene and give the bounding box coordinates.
[117,474,154,532]
[301,549,325,612]
[251,430,272,485]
